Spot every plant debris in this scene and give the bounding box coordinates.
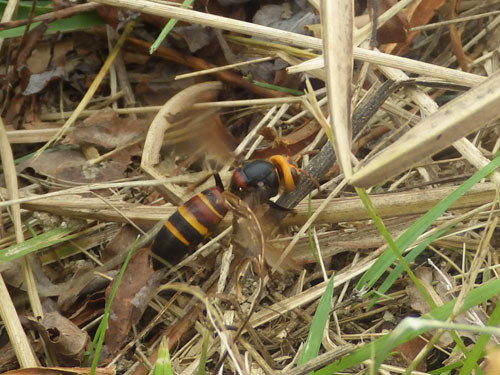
[1,0,500,374]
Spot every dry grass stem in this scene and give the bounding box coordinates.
[175,56,274,80]
[93,0,483,86]
[287,52,484,86]
[0,118,38,367]
[374,66,500,188]
[3,0,500,372]
[1,181,496,227]
[351,69,500,187]
[321,0,353,178]
[411,9,500,31]
[0,0,18,51]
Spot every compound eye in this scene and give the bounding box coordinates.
[230,171,247,196]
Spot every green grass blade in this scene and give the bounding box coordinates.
[0,227,78,262]
[371,225,453,304]
[85,238,138,373]
[355,187,436,309]
[459,298,500,374]
[0,12,104,39]
[429,361,461,374]
[243,75,304,96]
[314,276,500,374]
[356,152,500,293]
[149,0,195,54]
[371,317,500,373]
[297,275,335,366]
[153,336,174,375]
[0,0,52,14]
[197,327,210,375]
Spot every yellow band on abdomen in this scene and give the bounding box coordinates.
[179,205,209,236]
[165,221,190,246]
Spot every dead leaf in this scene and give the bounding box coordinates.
[23,67,65,95]
[15,23,48,69]
[64,108,147,150]
[101,225,141,262]
[58,269,117,311]
[252,3,318,35]
[95,5,140,29]
[387,0,446,55]
[394,336,427,371]
[17,149,125,184]
[3,94,26,126]
[251,119,320,158]
[407,267,438,315]
[104,247,162,357]
[371,0,409,44]
[173,25,213,53]
[25,312,90,365]
[68,294,106,327]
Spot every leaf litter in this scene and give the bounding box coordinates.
[0,0,500,374]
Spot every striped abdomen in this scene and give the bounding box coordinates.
[151,186,227,268]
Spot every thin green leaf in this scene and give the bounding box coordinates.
[459,297,500,374]
[314,276,500,374]
[0,0,52,13]
[355,187,436,309]
[153,337,174,375]
[149,0,195,54]
[370,225,453,306]
[356,152,500,293]
[371,317,500,373]
[198,327,210,375]
[0,227,78,263]
[243,75,304,96]
[0,12,104,39]
[297,275,335,365]
[85,238,138,373]
[429,361,461,374]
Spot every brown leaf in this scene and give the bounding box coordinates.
[25,312,90,365]
[17,149,125,184]
[388,0,446,55]
[64,108,147,150]
[68,294,106,327]
[370,0,409,44]
[172,25,213,53]
[3,94,26,127]
[251,120,320,158]
[58,269,117,311]
[95,5,140,29]
[394,336,427,371]
[101,225,141,262]
[15,22,48,69]
[104,248,161,357]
